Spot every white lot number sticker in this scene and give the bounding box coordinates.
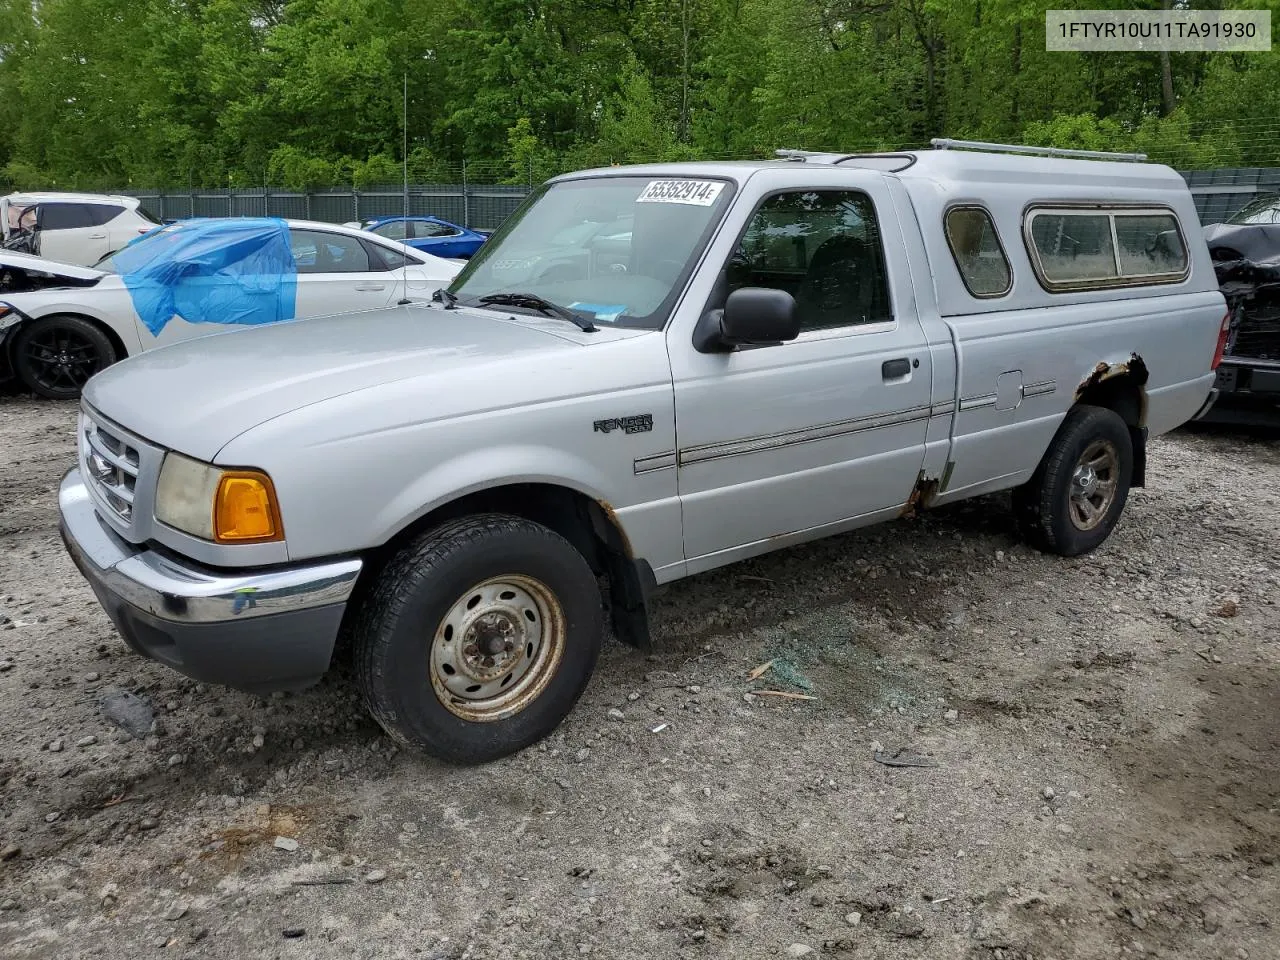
[636,179,725,206]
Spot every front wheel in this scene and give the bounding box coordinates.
[12,315,117,400]
[1012,405,1134,557]
[352,514,604,764]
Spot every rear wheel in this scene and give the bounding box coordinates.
[13,315,117,400]
[1012,405,1133,556]
[352,513,604,764]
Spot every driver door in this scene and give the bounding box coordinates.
[668,179,935,570]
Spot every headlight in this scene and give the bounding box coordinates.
[155,452,283,544]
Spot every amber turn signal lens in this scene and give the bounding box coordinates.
[214,472,283,543]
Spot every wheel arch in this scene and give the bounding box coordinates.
[351,481,656,651]
[1072,353,1149,487]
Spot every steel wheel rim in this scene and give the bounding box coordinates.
[24,326,101,392]
[1069,439,1119,531]
[428,574,565,722]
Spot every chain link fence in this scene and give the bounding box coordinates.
[114,167,1280,233]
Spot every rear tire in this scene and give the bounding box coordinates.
[13,315,117,400]
[1012,405,1133,557]
[352,513,604,764]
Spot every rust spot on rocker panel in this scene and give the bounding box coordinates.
[902,471,941,518]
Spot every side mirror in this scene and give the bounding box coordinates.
[696,287,798,352]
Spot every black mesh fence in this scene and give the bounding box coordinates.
[120,168,1280,232]
[1181,168,1280,225]
[133,183,529,231]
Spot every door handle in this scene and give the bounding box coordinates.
[88,233,106,239]
[355,283,386,292]
[882,358,911,379]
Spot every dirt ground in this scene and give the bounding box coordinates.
[0,394,1276,960]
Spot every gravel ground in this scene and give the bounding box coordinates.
[0,394,1277,960]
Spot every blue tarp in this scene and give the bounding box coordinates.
[111,217,298,335]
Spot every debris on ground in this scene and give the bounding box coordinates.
[872,748,939,769]
[98,688,155,739]
[747,659,776,681]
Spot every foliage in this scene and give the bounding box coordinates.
[0,0,1276,189]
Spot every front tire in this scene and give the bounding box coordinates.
[352,513,604,764]
[13,315,117,400]
[1012,405,1133,557]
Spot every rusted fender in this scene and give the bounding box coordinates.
[1073,353,1149,402]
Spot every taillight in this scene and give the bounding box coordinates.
[1211,309,1231,370]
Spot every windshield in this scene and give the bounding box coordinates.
[1226,195,1280,225]
[6,202,35,232]
[447,175,735,329]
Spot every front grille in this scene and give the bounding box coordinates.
[80,410,141,524]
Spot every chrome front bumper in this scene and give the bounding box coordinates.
[58,468,363,692]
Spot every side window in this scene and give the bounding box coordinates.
[1028,212,1115,284]
[1026,207,1188,290]
[420,221,461,238]
[363,239,410,271]
[944,206,1012,297]
[289,230,372,274]
[1115,214,1187,277]
[39,203,96,230]
[727,190,892,331]
[86,204,125,226]
[371,220,409,241]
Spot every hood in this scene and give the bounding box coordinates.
[0,249,105,282]
[1203,221,1280,288]
[1203,220,1280,254]
[82,303,605,461]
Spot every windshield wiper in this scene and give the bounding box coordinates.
[432,287,458,309]
[477,292,597,332]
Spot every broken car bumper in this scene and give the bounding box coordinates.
[58,468,362,693]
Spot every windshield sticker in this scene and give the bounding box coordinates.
[636,179,725,206]
[568,302,628,322]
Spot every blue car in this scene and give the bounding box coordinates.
[358,216,489,259]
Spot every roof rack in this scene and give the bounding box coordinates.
[930,138,1147,162]
[772,148,919,173]
[774,149,844,161]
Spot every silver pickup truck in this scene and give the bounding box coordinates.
[58,141,1228,764]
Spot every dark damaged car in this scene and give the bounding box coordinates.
[1201,195,1280,425]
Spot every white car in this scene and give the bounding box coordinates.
[1,192,162,266]
[0,218,462,399]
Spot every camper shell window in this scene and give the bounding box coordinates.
[944,205,1012,298]
[1024,205,1189,292]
